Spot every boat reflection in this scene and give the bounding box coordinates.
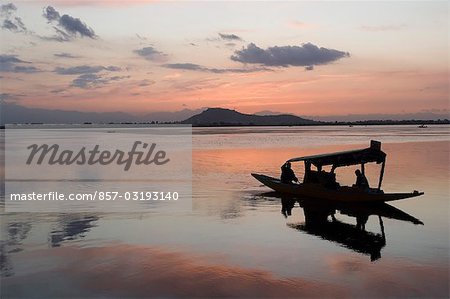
[278,194,423,261]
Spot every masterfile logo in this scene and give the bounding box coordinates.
[5,125,192,213]
[26,141,170,171]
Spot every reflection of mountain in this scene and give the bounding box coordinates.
[50,214,99,247]
[280,196,423,261]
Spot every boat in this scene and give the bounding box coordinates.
[418,124,428,128]
[251,140,424,203]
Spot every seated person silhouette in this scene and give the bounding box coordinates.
[281,162,299,184]
[303,161,319,183]
[318,170,339,189]
[354,169,369,189]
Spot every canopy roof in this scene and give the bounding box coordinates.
[287,140,386,168]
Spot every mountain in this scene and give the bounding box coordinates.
[1,103,135,124]
[2,102,448,125]
[0,103,201,124]
[141,108,203,122]
[181,108,317,126]
[254,110,284,116]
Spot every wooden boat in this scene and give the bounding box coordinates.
[251,140,424,203]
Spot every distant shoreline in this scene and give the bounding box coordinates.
[177,119,450,127]
[1,119,449,129]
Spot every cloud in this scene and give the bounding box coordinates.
[138,79,154,87]
[54,65,120,75]
[54,52,80,58]
[135,33,148,41]
[71,73,129,88]
[206,33,244,44]
[360,24,406,32]
[163,63,270,74]
[0,3,16,17]
[134,46,168,62]
[50,88,67,94]
[52,63,125,88]
[0,3,28,33]
[0,55,40,73]
[43,6,60,22]
[218,33,243,41]
[0,92,24,101]
[225,42,237,48]
[43,6,97,41]
[231,43,350,68]
[59,14,96,38]
[71,73,101,88]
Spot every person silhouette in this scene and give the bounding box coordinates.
[280,162,298,184]
[354,169,369,189]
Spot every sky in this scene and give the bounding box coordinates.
[0,0,448,116]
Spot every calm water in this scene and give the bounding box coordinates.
[1,125,449,298]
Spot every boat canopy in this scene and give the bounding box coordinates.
[287,140,386,168]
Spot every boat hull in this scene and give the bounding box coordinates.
[251,173,423,203]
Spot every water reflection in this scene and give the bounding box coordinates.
[278,195,423,261]
[49,214,99,247]
[1,221,32,277]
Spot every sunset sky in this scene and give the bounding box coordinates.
[0,1,448,116]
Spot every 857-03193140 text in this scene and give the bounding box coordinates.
[9,191,179,201]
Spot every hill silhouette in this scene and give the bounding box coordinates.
[181,108,318,126]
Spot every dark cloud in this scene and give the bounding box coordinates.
[53,63,125,88]
[71,73,128,89]
[72,73,104,88]
[43,6,60,22]
[55,65,121,75]
[218,33,243,41]
[231,43,350,68]
[163,63,270,73]
[0,3,16,17]
[0,92,24,101]
[163,63,203,71]
[42,6,96,41]
[2,19,18,31]
[54,52,80,59]
[0,55,40,73]
[59,14,96,38]
[134,46,168,62]
[1,3,28,33]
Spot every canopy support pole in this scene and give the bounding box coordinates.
[379,216,385,241]
[378,160,386,190]
[361,163,365,175]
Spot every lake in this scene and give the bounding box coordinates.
[1,125,449,298]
